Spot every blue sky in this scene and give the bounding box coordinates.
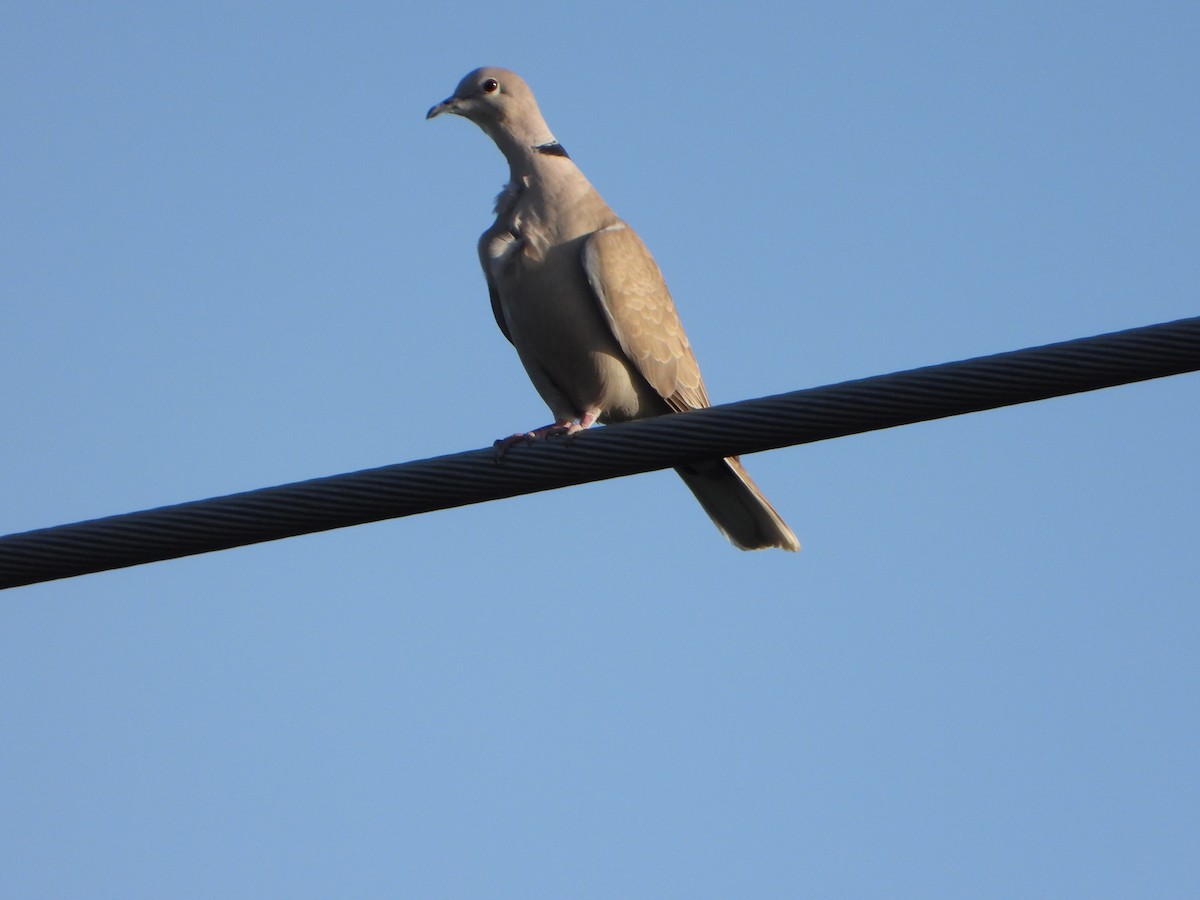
[3,2,1198,896]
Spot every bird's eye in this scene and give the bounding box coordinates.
[482,78,499,93]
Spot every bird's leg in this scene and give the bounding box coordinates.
[493,419,573,458]
[554,408,601,446]
[493,409,600,458]
[547,408,600,438]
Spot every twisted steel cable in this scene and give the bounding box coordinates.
[2,315,1198,589]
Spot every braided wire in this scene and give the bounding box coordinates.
[2,315,1197,589]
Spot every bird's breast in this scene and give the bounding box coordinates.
[495,238,658,421]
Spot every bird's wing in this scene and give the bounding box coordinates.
[582,223,709,412]
[476,228,516,344]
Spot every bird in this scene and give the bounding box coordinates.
[427,67,799,551]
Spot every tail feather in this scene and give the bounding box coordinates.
[675,457,800,552]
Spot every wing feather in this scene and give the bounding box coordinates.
[477,229,514,344]
[581,224,709,412]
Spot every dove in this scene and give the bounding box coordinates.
[428,67,798,551]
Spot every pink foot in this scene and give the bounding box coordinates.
[492,414,598,459]
[493,422,570,459]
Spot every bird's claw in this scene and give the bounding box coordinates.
[492,422,585,461]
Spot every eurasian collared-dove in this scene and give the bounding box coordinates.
[428,67,799,551]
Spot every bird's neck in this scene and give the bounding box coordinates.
[518,149,591,202]
[482,117,564,177]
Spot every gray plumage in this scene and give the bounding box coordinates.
[428,67,799,551]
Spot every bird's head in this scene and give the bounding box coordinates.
[427,68,556,159]
[426,68,534,124]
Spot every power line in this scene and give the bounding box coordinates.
[2,315,1198,590]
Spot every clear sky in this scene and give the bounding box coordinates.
[3,2,1198,896]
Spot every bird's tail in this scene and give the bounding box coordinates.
[674,457,800,552]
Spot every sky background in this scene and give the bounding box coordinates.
[3,2,1198,896]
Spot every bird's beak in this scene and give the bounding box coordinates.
[426,96,459,120]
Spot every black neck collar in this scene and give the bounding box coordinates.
[533,141,570,158]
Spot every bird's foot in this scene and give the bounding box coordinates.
[492,416,596,459]
[493,422,575,459]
